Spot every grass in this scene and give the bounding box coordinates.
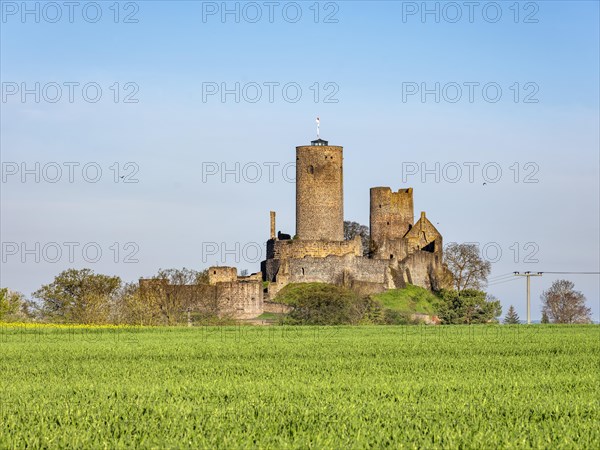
[0,324,598,448]
[371,284,441,315]
[256,312,283,320]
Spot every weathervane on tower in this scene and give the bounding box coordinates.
[316,116,320,139]
[311,117,328,146]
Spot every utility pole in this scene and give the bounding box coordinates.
[514,272,543,324]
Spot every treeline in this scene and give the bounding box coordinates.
[1,244,593,326]
[1,267,504,326]
[0,268,230,326]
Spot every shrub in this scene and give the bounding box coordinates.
[276,283,367,325]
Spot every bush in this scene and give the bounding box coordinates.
[381,309,411,325]
[276,283,368,325]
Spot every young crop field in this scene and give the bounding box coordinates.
[0,324,598,448]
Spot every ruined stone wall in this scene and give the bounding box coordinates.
[261,258,280,283]
[262,237,362,283]
[263,301,293,314]
[268,254,396,297]
[370,187,414,258]
[138,278,168,292]
[266,248,444,298]
[404,212,443,257]
[208,266,238,284]
[399,250,443,291]
[296,145,344,241]
[140,268,264,320]
[272,237,361,260]
[215,280,263,319]
[238,272,262,282]
[371,238,409,262]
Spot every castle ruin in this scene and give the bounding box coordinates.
[140,134,445,319]
[261,137,444,300]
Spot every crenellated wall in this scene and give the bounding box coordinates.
[268,236,362,260]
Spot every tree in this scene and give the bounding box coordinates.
[33,269,121,324]
[503,305,520,324]
[138,268,215,325]
[0,288,30,322]
[541,311,549,324]
[443,243,491,293]
[344,221,370,256]
[437,289,502,324]
[541,279,591,324]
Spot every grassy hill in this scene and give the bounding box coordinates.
[371,285,440,315]
[274,282,441,317]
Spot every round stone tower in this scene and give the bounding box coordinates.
[296,138,344,241]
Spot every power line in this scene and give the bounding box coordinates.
[488,275,516,283]
[537,271,600,275]
[488,272,515,281]
[514,272,543,325]
[489,273,520,282]
[488,277,521,287]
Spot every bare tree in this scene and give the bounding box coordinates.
[136,268,237,325]
[344,221,369,256]
[139,268,212,325]
[113,282,163,326]
[541,279,591,324]
[443,243,491,293]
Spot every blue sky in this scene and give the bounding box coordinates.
[1,1,599,321]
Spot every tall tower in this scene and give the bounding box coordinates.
[370,187,414,250]
[296,138,344,241]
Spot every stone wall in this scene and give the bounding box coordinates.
[262,237,362,283]
[371,238,409,262]
[215,280,263,319]
[268,236,362,260]
[398,250,443,291]
[264,254,397,298]
[263,301,293,314]
[140,268,263,320]
[265,248,445,298]
[208,266,238,284]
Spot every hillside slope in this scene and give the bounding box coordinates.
[371,285,440,315]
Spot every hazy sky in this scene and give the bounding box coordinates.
[1,1,599,321]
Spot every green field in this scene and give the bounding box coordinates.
[1,324,598,448]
